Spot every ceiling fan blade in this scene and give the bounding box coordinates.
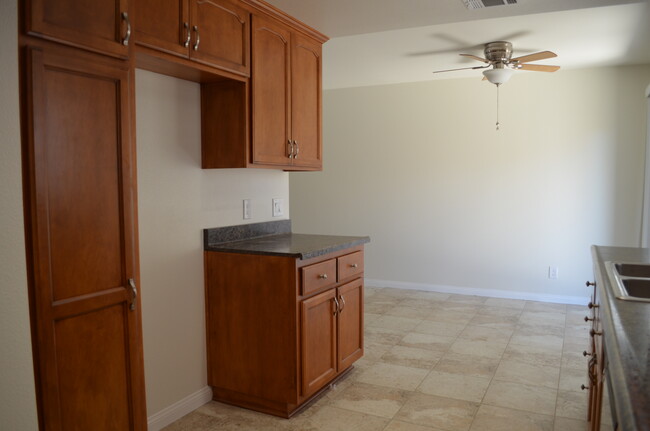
[511,51,557,64]
[517,64,560,72]
[432,65,490,74]
[459,53,489,63]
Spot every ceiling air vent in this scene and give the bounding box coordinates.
[462,0,517,9]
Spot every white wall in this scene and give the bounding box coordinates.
[290,65,650,302]
[0,1,40,429]
[135,70,289,418]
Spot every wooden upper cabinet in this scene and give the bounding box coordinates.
[134,0,189,57]
[26,0,131,58]
[190,0,250,75]
[291,34,322,169]
[134,0,250,75]
[23,44,146,430]
[251,15,291,166]
[251,14,323,170]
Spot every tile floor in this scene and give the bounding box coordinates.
[165,287,599,431]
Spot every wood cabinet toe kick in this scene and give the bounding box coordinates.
[204,245,366,417]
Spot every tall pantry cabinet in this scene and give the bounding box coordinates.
[20,1,147,430]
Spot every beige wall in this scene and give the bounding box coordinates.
[290,65,650,301]
[135,70,289,415]
[0,1,40,429]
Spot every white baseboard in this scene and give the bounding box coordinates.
[364,278,589,306]
[147,386,213,431]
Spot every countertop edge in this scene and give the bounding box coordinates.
[591,245,649,431]
[205,236,370,260]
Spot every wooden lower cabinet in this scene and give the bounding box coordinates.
[204,246,365,417]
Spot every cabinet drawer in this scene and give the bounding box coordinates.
[338,251,364,281]
[302,259,337,296]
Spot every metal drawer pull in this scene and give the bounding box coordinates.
[583,350,592,357]
[128,278,137,311]
[293,141,299,158]
[121,12,131,46]
[586,281,596,287]
[584,316,593,322]
[288,140,293,159]
[183,22,191,47]
[193,25,200,51]
[318,274,328,280]
[339,295,345,312]
[581,384,589,391]
[590,329,602,337]
[333,297,340,315]
[350,263,358,268]
[588,301,599,309]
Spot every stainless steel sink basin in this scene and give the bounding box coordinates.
[614,263,650,278]
[606,261,650,302]
[619,279,650,299]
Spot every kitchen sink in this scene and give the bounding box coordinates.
[606,262,650,302]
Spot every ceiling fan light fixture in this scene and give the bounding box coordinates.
[483,68,514,85]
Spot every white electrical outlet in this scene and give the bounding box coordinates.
[548,266,559,280]
[272,198,283,217]
[243,199,251,219]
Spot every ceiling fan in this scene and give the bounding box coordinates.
[433,41,560,85]
[432,41,560,130]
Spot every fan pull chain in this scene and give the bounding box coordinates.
[496,83,500,131]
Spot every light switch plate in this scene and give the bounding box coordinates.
[272,198,283,217]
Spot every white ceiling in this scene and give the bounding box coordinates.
[265,0,650,89]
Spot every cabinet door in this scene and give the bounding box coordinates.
[23,45,146,431]
[337,279,364,370]
[26,0,130,58]
[291,34,322,169]
[135,0,189,57]
[251,15,291,167]
[301,289,337,397]
[190,0,250,75]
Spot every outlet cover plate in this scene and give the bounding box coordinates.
[243,199,251,219]
[272,198,283,217]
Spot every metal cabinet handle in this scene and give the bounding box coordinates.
[288,140,294,159]
[583,350,592,357]
[128,278,137,311]
[350,263,358,268]
[318,274,328,280]
[584,316,593,322]
[588,302,599,309]
[293,140,299,159]
[193,25,200,51]
[333,297,340,315]
[339,295,346,313]
[581,384,589,391]
[121,12,131,46]
[183,22,191,48]
[590,329,602,337]
[586,281,596,287]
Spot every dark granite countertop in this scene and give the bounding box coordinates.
[591,246,650,431]
[204,220,370,260]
